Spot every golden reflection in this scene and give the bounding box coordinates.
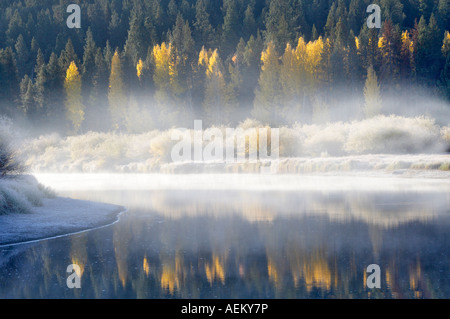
[70,234,87,279]
[409,258,422,298]
[385,268,392,290]
[267,258,279,285]
[205,254,226,285]
[143,256,150,276]
[301,252,332,292]
[113,219,132,288]
[160,252,184,294]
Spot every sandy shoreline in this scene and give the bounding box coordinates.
[0,196,125,247]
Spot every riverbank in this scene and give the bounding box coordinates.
[0,196,124,246]
[0,175,124,246]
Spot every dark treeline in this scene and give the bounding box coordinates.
[0,0,449,134]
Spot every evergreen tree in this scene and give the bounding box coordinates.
[252,41,281,125]
[0,47,20,117]
[59,39,79,74]
[416,14,443,83]
[108,50,127,130]
[243,2,257,40]
[194,0,215,50]
[378,20,402,85]
[221,0,240,58]
[439,53,450,100]
[19,74,34,116]
[201,49,232,125]
[14,34,30,77]
[363,65,383,118]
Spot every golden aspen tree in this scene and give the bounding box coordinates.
[136,58,144,81]
[64,61,85,133]
[306,37,324,90]
[152,42,183,126]
[108,50,127,130]
[363,65,382,118]
[442,31,450,58]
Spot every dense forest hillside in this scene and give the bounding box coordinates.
[0,0,449,134]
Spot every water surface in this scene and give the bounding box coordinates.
[0,174,449,299]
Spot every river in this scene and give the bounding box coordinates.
[0,174,449,298]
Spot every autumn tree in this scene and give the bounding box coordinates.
[152,42,184,127]
[64,61,85,134]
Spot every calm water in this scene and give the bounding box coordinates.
[0,175,449,299]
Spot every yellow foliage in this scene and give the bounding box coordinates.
[64,61,84,133]
[136,58,144,80]
[198,46,212,67]
[306,37,324,80]
[442,31,450,57]
[65,61,80,83]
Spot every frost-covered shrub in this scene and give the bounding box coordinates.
[150,130,177,162]
[301,122,348,156]
[441,126,450,151]
[0,117,25,176]
[344,115,444,154]
[0,175,54,215]
[16,115,448,173]
[279,127,304,157]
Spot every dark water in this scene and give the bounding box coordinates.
[0,187,449,299]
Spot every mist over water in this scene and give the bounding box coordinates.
[1,173,449,299]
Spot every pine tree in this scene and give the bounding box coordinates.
[40,52,65,130]
[0,47,20,117]
[363,65,383,118]
[416,14,443,83]
[400,30,415,80]
[194,0,215,50]
[439,53,450,100]
[59,39,79,74]
[64,61,85,134]
[252,41,281,125]
[201,49,231,125]
[14,34,30,77]
[108,50,127,130]
[124,9,147,74]
[243,2,257,40]
[19,74,35,115]
[378,20,402,85]
[221,0,240,58]
[84,48,110,132]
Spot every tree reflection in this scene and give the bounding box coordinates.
[0,189,449,299]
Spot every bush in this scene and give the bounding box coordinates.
[0,116,25,176]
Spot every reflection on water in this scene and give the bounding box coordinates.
[0,187,449,299]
